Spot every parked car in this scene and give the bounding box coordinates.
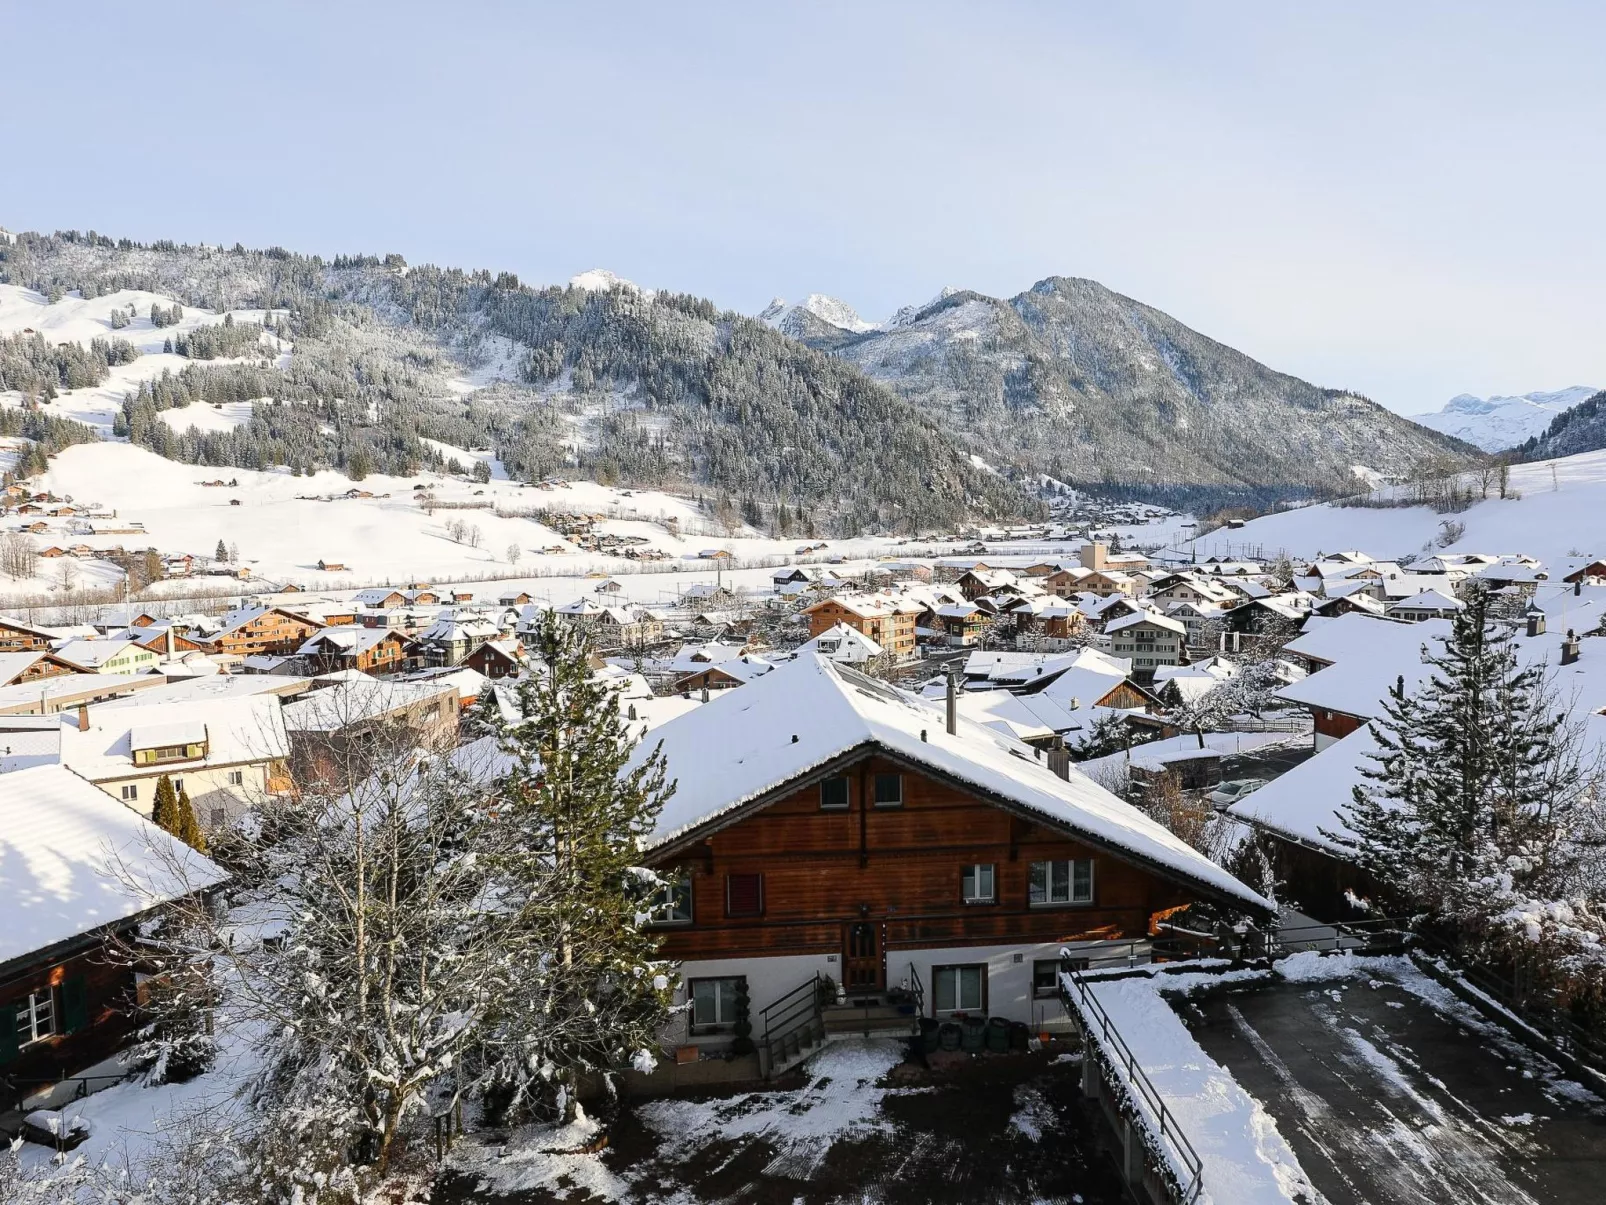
[1207,778,1267,809]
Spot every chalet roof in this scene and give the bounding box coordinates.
[0,764,226,968]
[296,625,400,656]
[59,695,289,780]
[52,638,142,669]
[630,654,1271,912]
[1277,615,1453,719]
[669,641,748,673]
[1387,588,1466,613]
[0,651,51,684]
[281,677,456,732]
[1106,611,1186,636]
[797,622,883,659]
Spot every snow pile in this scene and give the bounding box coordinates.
[450,1104,630,1200]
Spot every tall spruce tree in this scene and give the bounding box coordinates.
[1330,586,1575,915]
[477,615,675,1121]
[150,773,178,834]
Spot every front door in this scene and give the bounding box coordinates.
[843,921,882,993]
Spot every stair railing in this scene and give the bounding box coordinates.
[760,972,826,1076]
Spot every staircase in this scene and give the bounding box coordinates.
[760,967,927,1078]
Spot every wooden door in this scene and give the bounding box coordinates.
[843,921,882,993]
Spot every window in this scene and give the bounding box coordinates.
[227,770,244,787]
[873,772,902,808]
[819,776,850,811]
[15,988,56,1044]
[209,808,226,829]
[171,778,183,794]
[647,874,693,926]
[120,784,138,802]
[1029,859,1094,906]
[725,873,763,918]
[961,863,995,903]
[1032,959,1085,998]
[932,964,985,1013]
[689,976,742,1030]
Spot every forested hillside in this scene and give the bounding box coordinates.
[1518,389,1606,461]
[798,276,1479,510]
[0,231,1029,534]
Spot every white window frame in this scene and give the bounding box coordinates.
[688,976,741,1031]
[120,784,138,802]
[1028,859,1095,906]
[646,873,693,927]
[16,987,57,1045]
[960,863,995,904]
[227,769,244,787]
[819,775,850,811]
[932,964,985,1014]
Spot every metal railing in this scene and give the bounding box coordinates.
[908,963,925,1019]
[1060,949,1204,1205]
[760,973,826,1075]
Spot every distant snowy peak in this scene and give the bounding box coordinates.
[1413,385,1598,452]
[882,286,963,330]
[568,268,644,295]
[759,293,876,336]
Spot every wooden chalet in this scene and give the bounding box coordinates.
[296,626,411,675]
[0,766,225,1117]
[802,596,918,661]
[197,607,324,658]
[0,618,54,653]
[631,656,1270,1074]
[0,651,79,688]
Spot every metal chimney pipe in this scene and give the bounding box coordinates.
[945,667,959,736]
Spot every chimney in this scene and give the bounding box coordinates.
[1561,630,1581,667]
[945,667,960,736]
[166,626,176,659]
[76,702,89,732]
[1576,580,1583,597]
[1527,609,1546,639]
[1046,736,1071,781]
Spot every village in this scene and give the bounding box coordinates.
[5,506,1606,1204]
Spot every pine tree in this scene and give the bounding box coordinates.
[151,774,178,833]
[1330,586,1573,915]
[478,615,675,1121]
[176,787,207,853]
[215,538,228,563]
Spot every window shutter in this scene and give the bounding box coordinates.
[726,873,763,917]
[0,1006,17,1064]
[62,976,89,1035]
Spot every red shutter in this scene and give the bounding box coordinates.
[726,873,763,918]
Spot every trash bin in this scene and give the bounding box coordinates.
[1009,1020,1030,1051]
[919,1016,940,1054]
[938,1021,962,1052]
[960,1015,986,1053]
[986,1016,1011,1053]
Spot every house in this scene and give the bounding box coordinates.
[629,656,1270,1070]
[0,765,225,1116]
[51,638,161,676]
[51,694,292,826]
[282,676,460,786]
[1078,541,1148,574]
[1277,614,1454,749]
[1104,612,1187,677]
[195,606,325,658]
[1042,567,1092,598]
[295,626,411,676]
[353,588,406,610]
[1386,588,1466,622]
[802,596,918,661]
[1080,570,1138,599]
[0,672,173,717]
[498,590,534,607]
[464,637,525,680]
[412,613,503,667]
[316,560,348,573]
[593,578,625,595]
[796,622,883,666]
[934,602,989,647]
[0,617,56,652]
[673,653,778,694]
[956,569,1018,601]
[0,650,77,687]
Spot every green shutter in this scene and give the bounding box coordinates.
[61,976,89,1035]
[0,1003,17,1064]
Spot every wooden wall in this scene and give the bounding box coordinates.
[648,752,1195,967]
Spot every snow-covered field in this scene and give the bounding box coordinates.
[1197,449,1606,565]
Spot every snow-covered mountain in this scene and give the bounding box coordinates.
[568,268,644,295]
[1412,386,1598,452]
[757,293,875,338]
[882,286,962,330]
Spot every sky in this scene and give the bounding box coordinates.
[2,1,1602,415]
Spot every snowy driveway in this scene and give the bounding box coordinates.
[1176,961,1606,1205]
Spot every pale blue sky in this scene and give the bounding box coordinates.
[3,1,1602,414]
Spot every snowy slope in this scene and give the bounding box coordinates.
[1411,386,1597,452]
[1199,448,1606,565]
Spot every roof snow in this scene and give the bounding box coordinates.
[0,764,226,966]
[630,654,1269,911]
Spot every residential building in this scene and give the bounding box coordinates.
[1105,613,1187,676]
[801,596,918,661]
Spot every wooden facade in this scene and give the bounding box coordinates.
[0,618,52,653]
[804,601,917,660]
[644,751,1199,987]
[203,609,324,658]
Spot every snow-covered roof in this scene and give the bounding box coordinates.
[630,654,1269,911]
[297,624,399,656]
[1387,588,1465,613]
[282,676,456,732]
[1106,610,1185,636]
[51,637,142,669]
[1227,725,1378,852]
[60,695,290,780]
[668,641,747,673]
[0,650,53,683]
[797,622,883,659]
[0,764,226,967]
